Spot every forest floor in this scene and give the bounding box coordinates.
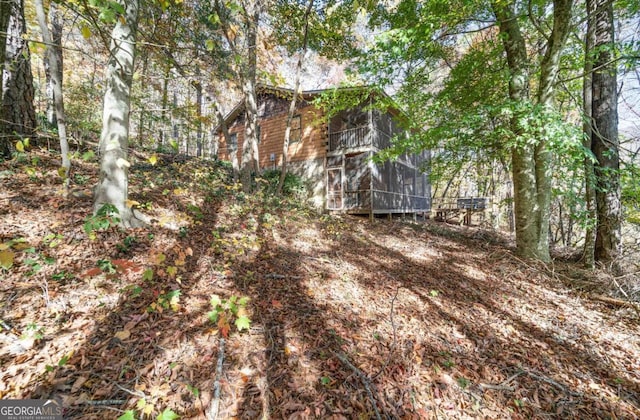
[1,148,639,420]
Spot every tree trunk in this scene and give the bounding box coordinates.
[493,0,572,262]
[1,0,36,158]
[0,0,10,158]
[193,74,203,158]
[534,0,573,259]
[35,0,70,188]
[582,0,596,268]
[44,1,62,127]
[159,63,170,148]
[93,0,143,227]
[240,0,259,192]
[591,0,621,264]
[278,0,314,195]
[212,96,237,178]
[492,1,544,260]
[136,51,148,147]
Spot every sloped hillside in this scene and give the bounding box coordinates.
[1,149,639,419]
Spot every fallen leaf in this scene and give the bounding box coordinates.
[114,330,131,341]
[71,376,89,393]
[0,249,15,269]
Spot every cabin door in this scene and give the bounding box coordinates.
[327,168,343,210]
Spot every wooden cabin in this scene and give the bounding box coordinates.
[216,85,431,217]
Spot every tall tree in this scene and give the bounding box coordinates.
[277,0,314,195]
[582,0,597,268]
[0,0,10,158]
[489,0,573,261]
[1,0,36,159]
[239,0,261,192]
[44,1,63,126]
[93,0,144,227]
[591,0,621,264]
[35,0,71,187]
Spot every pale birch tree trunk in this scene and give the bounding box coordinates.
[93,0,144,227]
[35,0,70,189]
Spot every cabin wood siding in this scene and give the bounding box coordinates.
[216,103,326,168]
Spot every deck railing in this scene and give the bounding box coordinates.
[338,190,430,212]
[329,126,370,151]
[329,126,400,150]
[371,190,430,212]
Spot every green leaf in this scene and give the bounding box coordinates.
[210,294,222,308]
[186,384,199,397]
[58,354,70,366]
[207,310,219,323]
[117,410,137,420]
[142,268,154,281]
[15,140,24,152]
[235,315,251,332]
[156,408,180,420]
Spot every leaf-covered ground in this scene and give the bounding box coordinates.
[1,148,639,419]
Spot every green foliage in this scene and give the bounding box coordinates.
[84,204,120,239]
[258,169,307,198]
[117,411,136,420]
[456,376,470,389]
[622,160,640,224]
[149,290,182,313]
[117,235,138,253]
[97,258,116,274]
[22,323,44,340]
[207,294,251,338]
[65,81,102,141]
[156,408,180,420]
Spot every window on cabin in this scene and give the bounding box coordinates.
[290,115,301,143]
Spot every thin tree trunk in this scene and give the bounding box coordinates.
[591,0,621,264]
[193,70,203,157]
[94,0,143,227]
[35,0,70,189]
[136,51,148,147]
[240,0,260,192]
[278,0,314,195]
[212,96,237,178]
[582,0,597,268]
[534,0,573,258]
[44,1,62,126]
[159,63,170,148]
